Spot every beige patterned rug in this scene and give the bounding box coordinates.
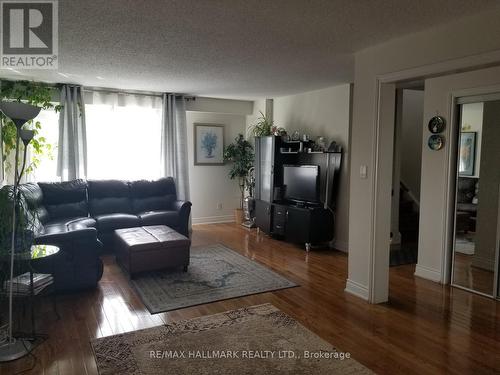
[130,244,298,314]
[91,304,373,374]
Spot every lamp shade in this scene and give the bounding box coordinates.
[19,129,35,146]
[0,101,41,129]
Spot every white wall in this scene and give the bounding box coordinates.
[272,84,352,251]
[347,7,500,302]
[400,89,424,201]
[186,98,253,224]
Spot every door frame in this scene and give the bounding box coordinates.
[367,49,500,303]
[449,87,500,298]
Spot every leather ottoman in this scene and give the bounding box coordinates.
[115,225,190,278]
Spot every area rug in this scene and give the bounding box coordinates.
[91,303,373,375]
[129,244,298,314]
[455,237,475,255]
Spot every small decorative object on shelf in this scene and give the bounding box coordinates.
[428,134,445,150]
[327,141,342,153]
[291,131,300,141]
[302,134,310,142]
[315,136,326,151]
[271,125,286,137]
[428,115,446,133]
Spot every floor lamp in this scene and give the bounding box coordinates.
[0,101,41,362]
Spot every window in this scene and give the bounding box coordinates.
[85,91,163,180]
[29,108,59,182]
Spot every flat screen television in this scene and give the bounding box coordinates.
[283,165,320,204]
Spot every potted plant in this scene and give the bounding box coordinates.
[223,134,254,224]
[1,80,61,175]
[248,111,286,137]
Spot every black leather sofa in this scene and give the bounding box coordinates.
[11,177,191,291]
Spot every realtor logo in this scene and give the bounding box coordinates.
[0,0,58,69]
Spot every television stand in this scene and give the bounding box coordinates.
[254,200,334,250]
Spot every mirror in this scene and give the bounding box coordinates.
[452,100,500,297]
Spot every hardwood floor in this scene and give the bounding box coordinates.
[1,223,499,374]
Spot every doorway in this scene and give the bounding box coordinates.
[451,98,500,298]
[390,87,424,267]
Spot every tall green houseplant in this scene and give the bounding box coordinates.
[223,134,254,209]
[0,79,61,175]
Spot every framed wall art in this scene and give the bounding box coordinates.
[194,123,225,165]
[458,132,476,176]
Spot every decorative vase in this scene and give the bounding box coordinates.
[234,208,244,225]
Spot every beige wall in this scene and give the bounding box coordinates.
[272,84,352,251]
[347,7,500,301]
[186,98,253,224]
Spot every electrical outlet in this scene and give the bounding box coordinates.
[216,203,223,210]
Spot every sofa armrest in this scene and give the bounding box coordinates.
[172,200,192,237]
[35,227,98,247]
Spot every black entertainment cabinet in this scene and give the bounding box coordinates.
[254,136,342,251]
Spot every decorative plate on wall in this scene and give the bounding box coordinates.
[428,134,444,150]
[428,116,446,133]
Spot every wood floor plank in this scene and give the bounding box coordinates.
[0,223,499,374]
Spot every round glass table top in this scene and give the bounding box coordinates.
[28,244,60,260]
[0,244,60,261]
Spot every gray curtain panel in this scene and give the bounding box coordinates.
[161,94,190,201]
[57,85,87,180]
[0,116,4,183]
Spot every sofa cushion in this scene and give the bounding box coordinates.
[44,217,97,230]
[138,210,179,227]
[38,179,89,220]
[130,178,176,213]
[19,183,49,224]
[95,213,140,233]
[457,177,477,203]
[88,180,132,216]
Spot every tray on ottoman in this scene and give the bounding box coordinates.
[115,225,190,278]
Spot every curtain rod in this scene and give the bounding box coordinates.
[0,78,195,101]
[82,86,196,101]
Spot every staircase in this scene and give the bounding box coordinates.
[390,185,419,266]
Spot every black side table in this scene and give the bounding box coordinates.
[0,244,60,341]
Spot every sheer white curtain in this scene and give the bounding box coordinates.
[161,94,190,200]
[29,108,59,182]
[85,90,163,180]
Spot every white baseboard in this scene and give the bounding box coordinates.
[345,279,369,300]
[192,215,235,225]
[414,264,442,282]
[330,239,348,252]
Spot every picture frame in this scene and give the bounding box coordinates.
[194,123,225,165]
[458,132,476,176]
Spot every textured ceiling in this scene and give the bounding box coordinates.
[1,0,499,99]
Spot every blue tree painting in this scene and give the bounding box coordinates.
[201,131,218,158]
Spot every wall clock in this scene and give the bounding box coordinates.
[428,116,445,133]
[428,134,444,150]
